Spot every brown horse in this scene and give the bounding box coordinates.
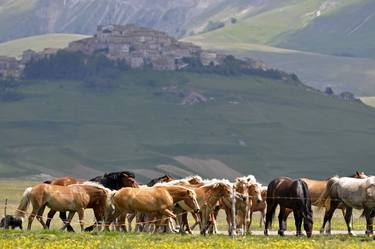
[105,185,200,232]
[16,182,112,231]
[45,176,82,231]
[264,177,313,237]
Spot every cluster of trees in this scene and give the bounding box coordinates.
[23,50,129,91]
[181,55,301,83]
[0,78,23,101]
[23,50,301,88]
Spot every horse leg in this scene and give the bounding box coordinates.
[247,210,253,234]
[278,207,286,236]
[28,207,38,230]
[293,210,302,236]
[36,205,47,229]
[77,209,85,232]
[60,212,74,232]
[344,207,355,236]
[364,208,374,236]
[127,212,136,232]
[61,211,75,231]
[321,200,339,235]
[46,209,56,229]
[264,202,277,236]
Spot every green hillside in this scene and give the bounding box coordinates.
[0,33,88,57]
[1,70,375,182]
[183,38,375,96]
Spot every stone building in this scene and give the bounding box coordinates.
[0,56,22,78]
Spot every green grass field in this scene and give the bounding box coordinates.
[0,33,88,57]
[1,70,375,182]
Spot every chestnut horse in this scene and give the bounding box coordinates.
[45,176,82,231]
[264,177,313,237]
[104,185,200,232]
[16,182,112,231]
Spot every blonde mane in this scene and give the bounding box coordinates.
[74,181,113,194]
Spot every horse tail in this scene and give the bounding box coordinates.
[316,176,339,209]
[15,187,32,219]
[300,180,313,224]
[108,190,117,211]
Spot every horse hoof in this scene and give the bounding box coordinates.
[264,229,269,236]
[349,232,357,237]
[278,230,285,236]
[319,229,324,235]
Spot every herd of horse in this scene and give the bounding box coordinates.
[9,170,375,237]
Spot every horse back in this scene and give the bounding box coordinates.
[301,178,327,204]
[114,187,172,212]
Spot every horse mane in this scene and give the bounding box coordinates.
[235,175,257,184]
[78,181,113,193]
[201,178,233,188]
[154,175,203,186]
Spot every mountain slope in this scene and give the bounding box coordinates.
[1,70,375,182]
[278,0,375,58]
[1,0,373,59]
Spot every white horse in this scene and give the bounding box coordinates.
[317,176,375,235]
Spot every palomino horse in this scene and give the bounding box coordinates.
[213,175,262,235]
[284,171,368,234]
[249,186,268,228]
[45,176,82,231]
[193,179,233,235]
[15,182,112,231]
[104,185,200,232]
[317,176,375,236]
[264,177,313,237]
[154,175,204,233]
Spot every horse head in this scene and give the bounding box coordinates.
[121,174,139,188]
[248,183,263,204]
[188,176,203,185]
[161,175,174,183]
[186,189,200,214]
[355,171,368,179]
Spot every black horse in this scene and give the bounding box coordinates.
[90,170,136,190]
[147,175,174,187]
[264,177,313,237]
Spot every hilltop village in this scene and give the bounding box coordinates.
[0,24,265,78]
